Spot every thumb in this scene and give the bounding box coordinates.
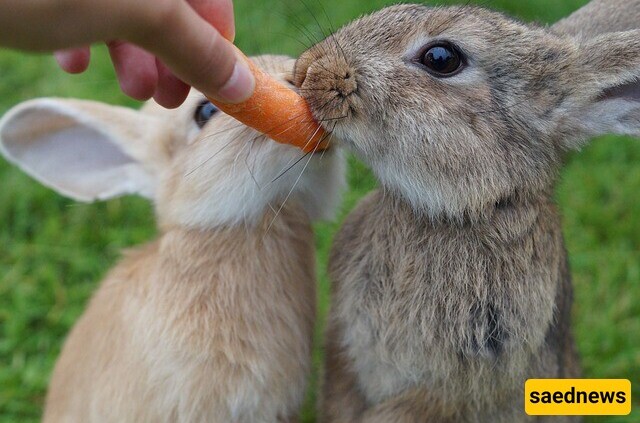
[129,1,254,103]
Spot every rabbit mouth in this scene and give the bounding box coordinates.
[278,79,338,153]
[303,99,354,152]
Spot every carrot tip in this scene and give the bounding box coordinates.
[208,50,328,153]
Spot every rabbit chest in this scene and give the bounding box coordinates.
[329,191,567,406]
[116,209,316,422]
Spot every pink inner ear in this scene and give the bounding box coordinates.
[600,79,640,101]
[0,105,146,201]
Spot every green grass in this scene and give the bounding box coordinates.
[0,0,638,421]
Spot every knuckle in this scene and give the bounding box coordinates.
[128,0,181,41]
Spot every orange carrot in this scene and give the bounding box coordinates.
[207,52,328,153]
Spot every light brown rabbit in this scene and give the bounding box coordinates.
[293,2,640,423]
[0,55,345,423]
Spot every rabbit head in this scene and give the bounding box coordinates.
[294,4,640,220]
[0,55,346,228]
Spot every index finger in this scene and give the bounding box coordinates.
[127,0,253,103]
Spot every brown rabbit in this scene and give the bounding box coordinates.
[293,2,640,422]
[0,56,345,423]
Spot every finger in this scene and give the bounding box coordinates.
[54,47,91,74]
[187,0,235,41]
[153,59,191,109]
[108,41,158,101]
[130,3,254,103]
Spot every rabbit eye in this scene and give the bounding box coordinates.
[419,43,463,77]
[194,100,219,128]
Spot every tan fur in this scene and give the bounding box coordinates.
[0,56,345,422]
[45,208,315,423]
[293,2,640,422]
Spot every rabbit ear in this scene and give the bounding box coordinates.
[565,30,640,142]
[552,0,640,38]
[0,98,167,202]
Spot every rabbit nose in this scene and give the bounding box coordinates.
[335,69,357,98]
[294,57,358,98]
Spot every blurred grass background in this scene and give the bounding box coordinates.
[0,0,638,421]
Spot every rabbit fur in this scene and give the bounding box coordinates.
[0,55,345,423]
[293,2,640,422]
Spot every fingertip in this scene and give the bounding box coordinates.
[216,59,256,103]
[153,86,190,109]
[119,71,158,101]
[108,42,159,101]
[153,60,191,108]
[55,48,91,74]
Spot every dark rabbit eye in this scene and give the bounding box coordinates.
[420,43,463,76]
[194,100,219,128]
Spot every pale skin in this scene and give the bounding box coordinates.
[0,0,255,108]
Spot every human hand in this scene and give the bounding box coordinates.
[0,0,254,108]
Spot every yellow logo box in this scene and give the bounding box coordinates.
[525,379,632,416]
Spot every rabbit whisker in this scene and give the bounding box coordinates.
[267,121,317,181]
[278,0,324,44]
[267,95,340,180]
[270,151,313,184]
[251,110,337,181]
[198,122,250,141]
[318,121,339,160]
[314,0,350,68]
[276,9,321,49]
[231,134,253,180]
[314,114,348,122]
[185,107,311,178]
[290,0,350,80]
[270,123,334,184]
[244,134,271,190]
[299,0,329,39]
[267,30,313,52]
[184,136,237,177]
[265,132,322,234]
[244,137,262,189]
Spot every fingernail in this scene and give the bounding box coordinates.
[217,60,255,103]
